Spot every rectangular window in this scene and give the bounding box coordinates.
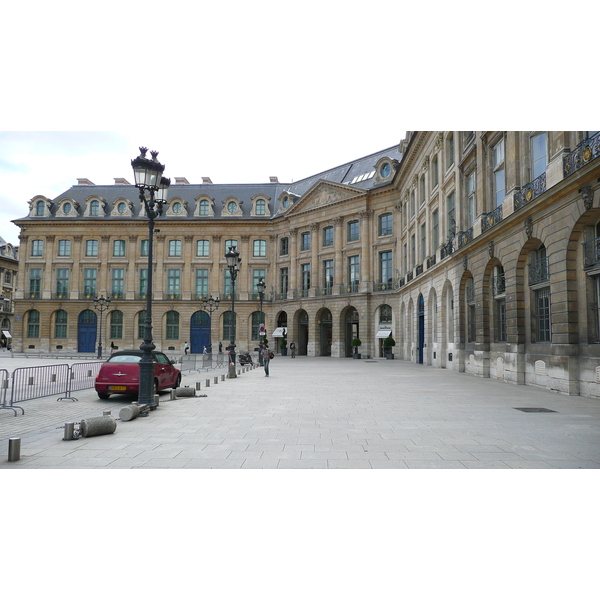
[253,239,266,257]
[31,240,44,256]
[29,268,42,298]
[347,220,359,242]
[253,269,266,298]
[497,299,506,342]
[432,210,439,252]
[55,311,67,338]
[280,237,289,256]
[419,176,426,206]
[83,268,97,298]
[379,213,393,236]
[301,264,311,294]
[280,267,288,296]
[224,270,232,297]
[410,235,416,268]
[225,239,238,253]
[58,240,71,256]
[141,239,149,257]
[301,232,311,251]
[493,138,505,207]
[139,268,147,298]
[531,132,547,180]
[168,269,180,299]
[446,133,455,169]
[169,240,182,257]
[468,304,476,343]
[402,243,407,274]
[113,240,126,257]
[465,170,476,227]
[348,255,360,290]
[323,227,333,247]
[110,312,123,339]
[28,311,40,338]
[323,260,334,290]
[410,190,416,219]
[251,312,264,340]
[111,268,124,298]
[432,155,439,189]
[535,287,551,342]
[138,310,146,339]
[195,269,208,298]
[56,268,69,298]
[166,311,179,340]
[447,191,455,234]
[196,240,210,257]
[86,240,98,257]
[379,251,392,288]
[420,223,427,262]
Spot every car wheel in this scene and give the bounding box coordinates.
[98,392,110,400]
[174,374,181,389]
[154,379,159,395]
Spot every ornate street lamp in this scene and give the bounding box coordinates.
[93,295,111,359]
[225,245,241,379]
[201,295,221,352]
[131,147,170,410]
[256,277,266,365]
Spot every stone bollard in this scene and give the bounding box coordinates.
[80,416,117,437]
[205,379,210,387]
[63,422,75,440]
[221,374,225,382]
[119,403,149,421]
[196,381,202,391]
[8,437,21,462]
[175,387,195,397]
[170,389,176,401]
[214,376,218,384]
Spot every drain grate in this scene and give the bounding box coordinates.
[514,407,557,413]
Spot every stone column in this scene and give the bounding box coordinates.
[42,235,55,299]
[183,235,193,300]
[360,210,373,292]
[100,235,110,296]
[71,235,83,299]
[154,234,165,299]
[211,235,222,296]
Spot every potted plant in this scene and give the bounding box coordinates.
[351,338,362,359]
[383,334,396,359]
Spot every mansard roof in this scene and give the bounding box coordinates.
[14,144,402,223]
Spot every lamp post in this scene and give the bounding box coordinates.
[131,147,170,410]
[256,277,265,365]
[225,245,241,379]
[201,295,221,352]
[93,295,111,359]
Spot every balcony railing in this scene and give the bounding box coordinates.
[28,291,41,299]
[300,288,310,298]
[111,291,125,299]
[563,131,600,177]
[274,292,287,301]
[343,281,360,294]
[415,264,423,276]
[528,257,550,286]
[406,271,413,282]
[514,172,546,212]
[457,227,473,249]
[426,254,436,269]
[481,205,504,232]
[52,292,69,299]
[377,281,394,292]
[135,293,148,300]
[583,237,600,270]
[318,285,333,296]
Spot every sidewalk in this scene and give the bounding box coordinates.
[1,355,599,468]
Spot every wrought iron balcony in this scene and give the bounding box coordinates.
[111,291,125,299]
[406,271,413,282]
[28,291,41,299]
[492,273,506,297]
[300,288,310,298]
[457,227,473,249]
[563,131,600,177]
[344,281,360,294]
[318,285,333,296]
[426,254,436,269]
[135,293,148,300]
[481,205,504,232]
[440,240,454,259]
[377,281,394,292]
[583,237,600,270]
[274,292,287,301]
[528,257,550,286]
[415,264,423,276]
[514,172,547,212]
[52,292,70,299]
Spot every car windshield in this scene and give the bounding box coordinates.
[108,355,142,363]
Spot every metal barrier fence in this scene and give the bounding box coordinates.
[1,362,105,415]
[180,352,232,372]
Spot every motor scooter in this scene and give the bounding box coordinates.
[238,351,253,365]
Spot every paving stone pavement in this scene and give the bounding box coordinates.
[1,353,599,469]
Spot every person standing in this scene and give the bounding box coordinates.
[289,341,296,358]
[110,341,116,354]
[219,341,223,353]
[184,341,189,355]
[261,344,272,377]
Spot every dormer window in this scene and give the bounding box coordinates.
[380,162,391,178]
[36,200,45,216]
[199,200,209,215]
[282,196,289,209]
[63,202,72,214]
[90,200,99,216]
[172,201,182,214]
[256,199,266,215]
[117,202,127,214]
[228,201,238,214]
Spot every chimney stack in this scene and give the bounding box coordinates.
[270,176,279,183]
[76,178,94,185]
[114,178,130,185]
[202,177,213,184]
[175,177,190,185]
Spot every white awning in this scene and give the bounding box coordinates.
[272,327,287,337]
[376,330,393,338]
[2,331,12,338]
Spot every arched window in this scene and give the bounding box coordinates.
[110,310,123,339]
[255,199,266,215]
[55,309,68,338]
[90,200,99,216]
[199,199,209,216]
[27,310,40,338]
[166,311,179,339]
[35,200,45,216]
[137,310,146,339]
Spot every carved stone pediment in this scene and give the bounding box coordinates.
[287,180,366,215]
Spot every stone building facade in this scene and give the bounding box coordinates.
[12,132,600,398]
[0,236,19,348]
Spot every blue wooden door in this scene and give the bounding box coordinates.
[190,311,210,353]
[78,309,97,353]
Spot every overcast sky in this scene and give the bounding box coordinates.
[1,2,587,248]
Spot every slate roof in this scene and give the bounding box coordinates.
[16,144,402,222]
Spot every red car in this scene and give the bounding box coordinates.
[95,350,181,400]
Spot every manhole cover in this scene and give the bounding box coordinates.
[514,407,557,413]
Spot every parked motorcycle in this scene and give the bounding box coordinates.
[238,351,253,365]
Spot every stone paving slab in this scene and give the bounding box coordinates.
[1,355,600,469]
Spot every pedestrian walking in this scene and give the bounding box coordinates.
[110,341,116,354]
[261,344,273,377]
[289,341,296,358]
[219,341,223,353]
[203,345,207,354]
[184,341,189,355]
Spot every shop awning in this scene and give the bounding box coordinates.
[2,331,12,338]
[376,330,393,338]
[272,327,287,337]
